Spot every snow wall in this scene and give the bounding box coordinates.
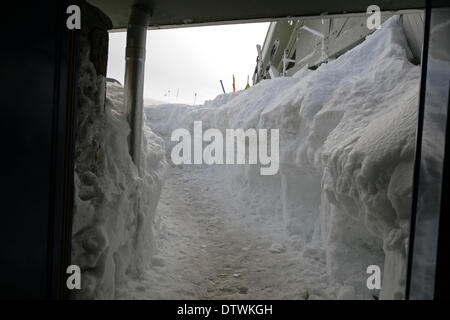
[71,31,166,298]
[145,16,420,299]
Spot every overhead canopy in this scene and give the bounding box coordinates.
[88,0,426,30]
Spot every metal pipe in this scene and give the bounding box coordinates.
[125,5,151,170]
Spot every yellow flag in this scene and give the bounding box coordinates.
[245,75,250,90]
[232,74,236,93]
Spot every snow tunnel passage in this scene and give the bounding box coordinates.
[71,12,424,300]
[130,15,422,300]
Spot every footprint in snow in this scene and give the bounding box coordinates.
[268,243,287,253]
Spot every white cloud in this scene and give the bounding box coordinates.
[107,22,269,105]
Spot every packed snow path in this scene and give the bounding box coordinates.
[117,163,333,299]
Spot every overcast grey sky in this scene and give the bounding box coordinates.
[107,22,269,105]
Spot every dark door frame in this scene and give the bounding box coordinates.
[406,0,450,300]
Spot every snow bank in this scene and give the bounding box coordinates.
[146,16,420,299]
[71,36,166,299]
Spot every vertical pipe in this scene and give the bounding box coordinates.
[125,5,151,171]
